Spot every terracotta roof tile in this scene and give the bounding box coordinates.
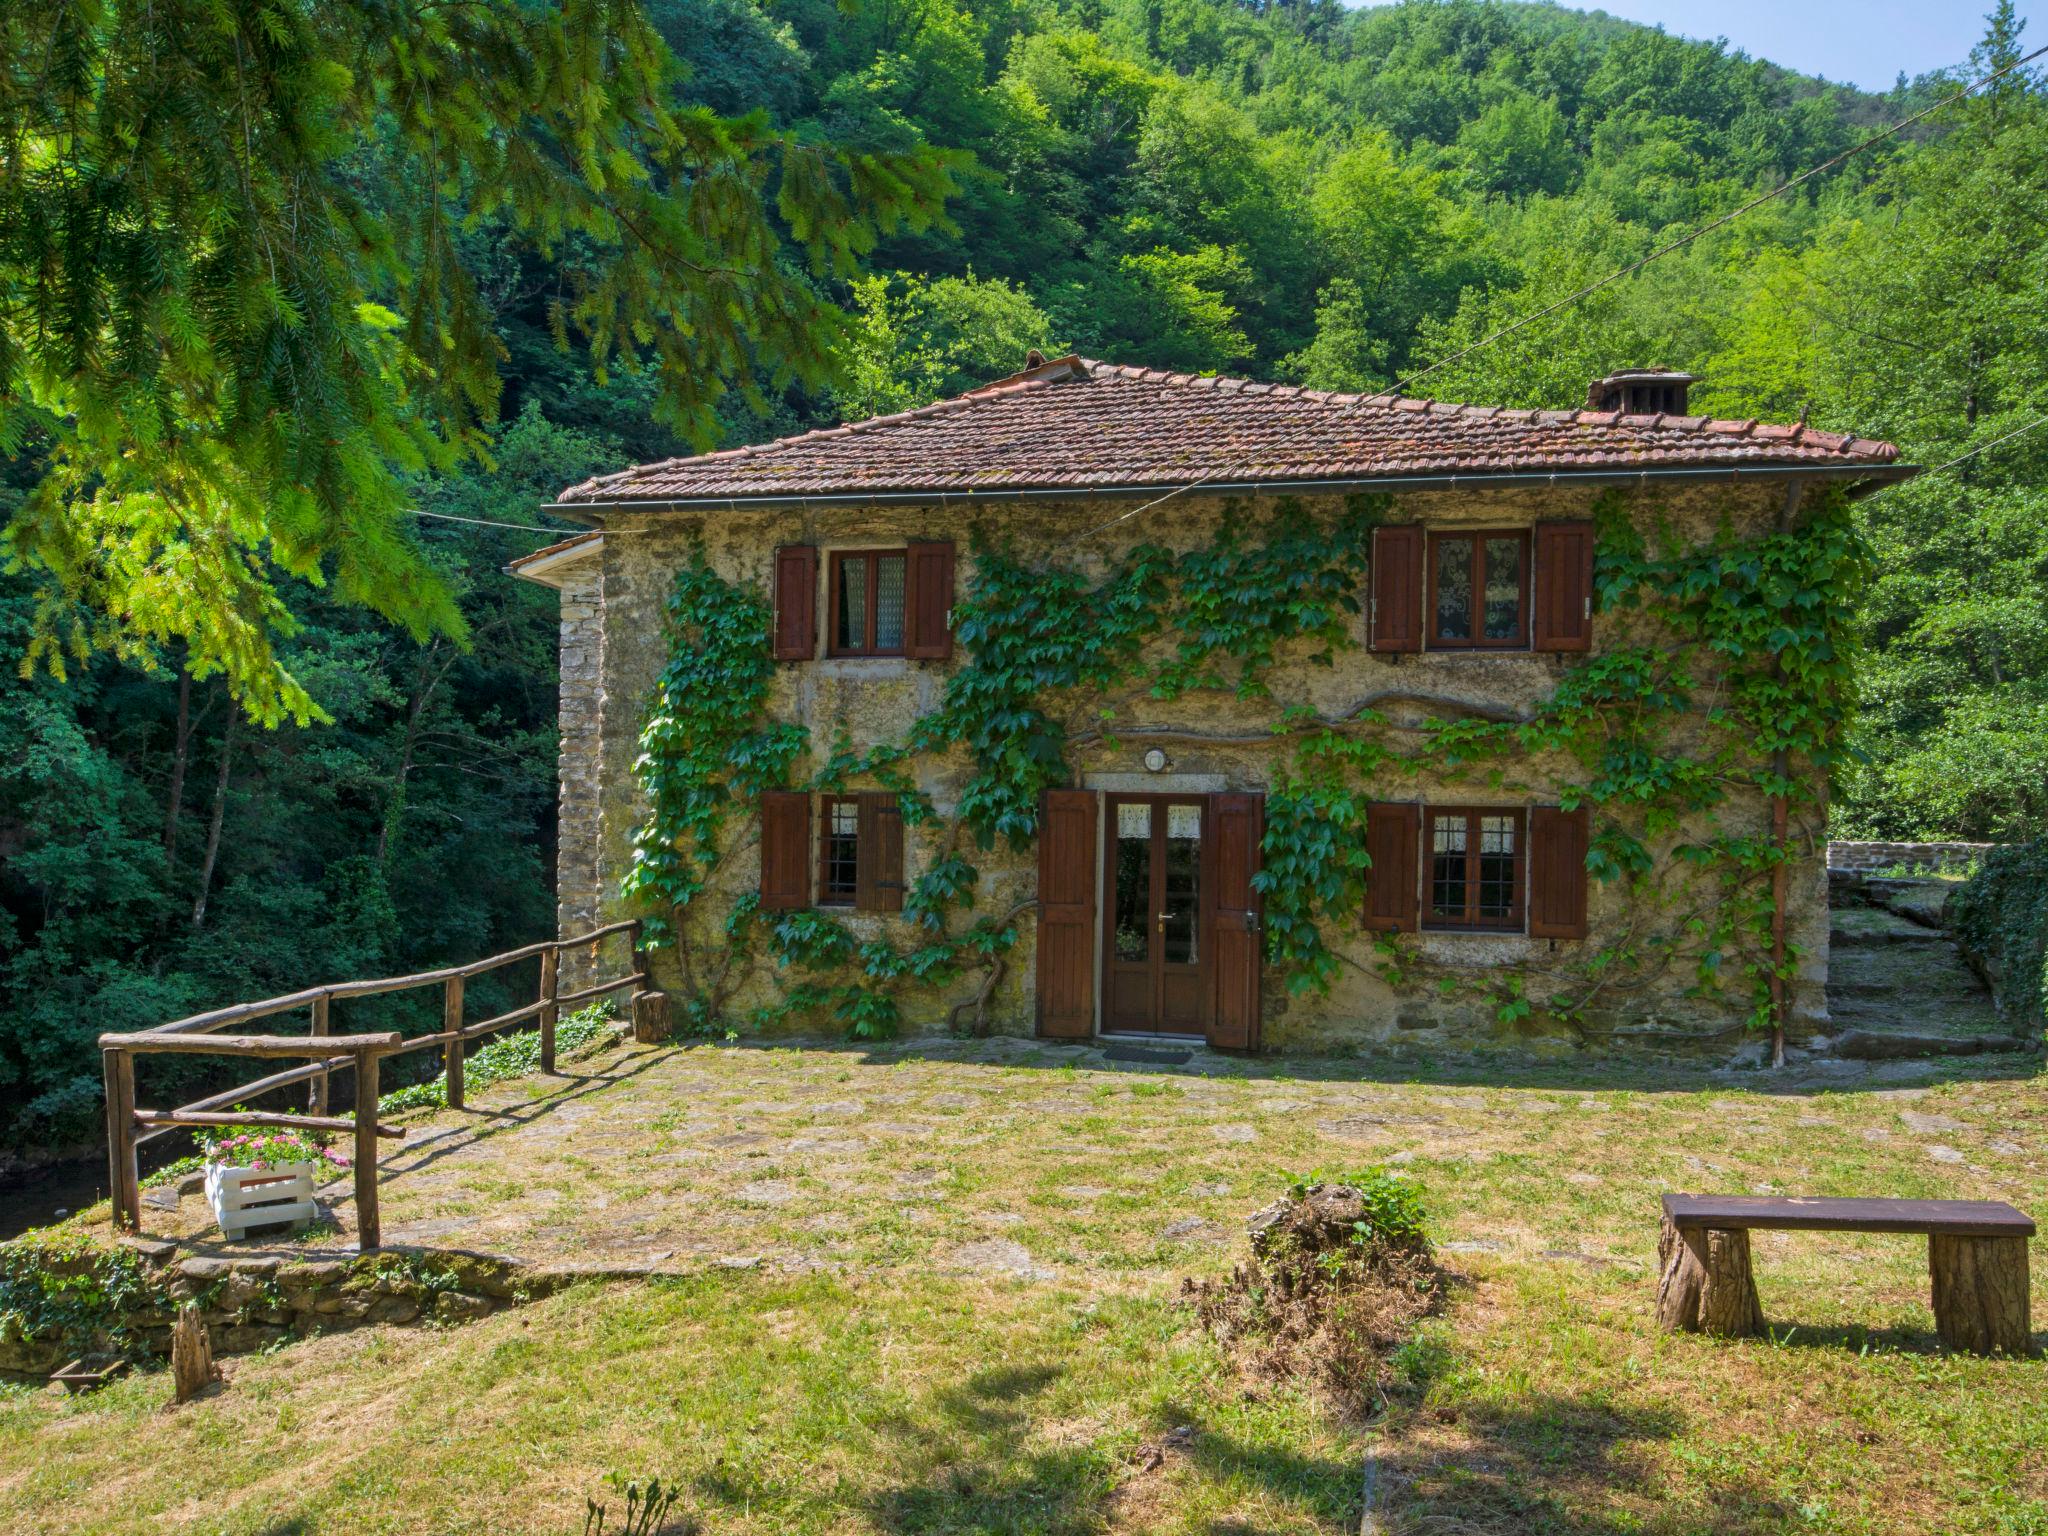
[555,354,1905,506]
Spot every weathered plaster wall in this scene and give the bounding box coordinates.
[554,560,606,990]
[582,483,1831,1054]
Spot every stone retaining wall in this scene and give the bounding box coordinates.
[1825,841,1994,876]
[0,1238,625,1377]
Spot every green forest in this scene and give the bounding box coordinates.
[2,0,2043,1152]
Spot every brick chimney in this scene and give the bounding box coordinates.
[1586,368,1696,415]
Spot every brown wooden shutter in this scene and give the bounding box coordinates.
[856,794,905,913]
[903,540,955,660]
[1528,803,1590,939]
[1532,520,1594,653]
[758,791,811,910]
[771,545,817,661]
[1035,789,1096,1039]
[1362,802,1420,933]
[1369,525,1424,652]
[1206,792,1263,1051]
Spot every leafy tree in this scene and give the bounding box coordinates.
[0,0,958,722]
[835,271,1055,417]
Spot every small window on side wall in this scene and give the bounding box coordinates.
[1425,807,1524,931]
[1429,530,1529,649]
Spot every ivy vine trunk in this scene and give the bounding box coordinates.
[512,357,1905,1056]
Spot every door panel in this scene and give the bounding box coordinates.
[1106,800,1156,1032]
[1159,802,1204,1032]
[1102,795,1207,1037]
[1035,790,1097,1038]
[1207,792,1263,1050]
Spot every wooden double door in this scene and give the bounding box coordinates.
[1035,789,1263,1049]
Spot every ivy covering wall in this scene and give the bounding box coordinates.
[623,485,1864,1046]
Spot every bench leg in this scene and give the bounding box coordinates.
[1930,1234,2031,1356]
[1658,1218,1765,1338]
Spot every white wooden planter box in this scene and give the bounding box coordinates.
[206,1161,318,1240]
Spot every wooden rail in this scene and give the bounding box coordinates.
[101,921,656,1250]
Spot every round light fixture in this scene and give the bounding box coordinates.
[1142,748,1168,773]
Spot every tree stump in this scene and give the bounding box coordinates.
[1656,1216,1765,1337]
[1929,1234,2031,1356]
[631,989,671,1044]
[169,1303,218,1404]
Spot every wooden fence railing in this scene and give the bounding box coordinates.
[100,920,662,1250]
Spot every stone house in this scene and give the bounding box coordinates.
[511,355,1910,1053]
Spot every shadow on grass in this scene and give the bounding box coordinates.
[688,1356,1361,1534]
[697,1029,2043,1097]
[1376,1390,1794,1534]
[1751,1317,2047,1359]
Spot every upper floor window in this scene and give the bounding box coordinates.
[1429,530,1529,649]
[1425,807,1524,931]
[829,550,908,657]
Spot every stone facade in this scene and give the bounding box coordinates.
[554,560,606,990]
[535,480,1834,1055]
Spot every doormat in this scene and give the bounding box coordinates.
[1102,1044,1193,1066]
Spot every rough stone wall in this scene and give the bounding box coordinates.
[1826,841,1993,876]
[0,1239,592,1374]
[554,561,606,990]
[584,482,1833,1053]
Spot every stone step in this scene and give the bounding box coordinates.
[1822,1028,2029,1060]
[1830,908,1949,946]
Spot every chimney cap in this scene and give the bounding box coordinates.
[1586,367,1698,414]
[1591,366,1697,387]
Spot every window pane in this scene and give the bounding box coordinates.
[823,801,860,901]
[1162,805,1200,966]
[1114,806,1152,961]
[1478,815,1517,918]
[1435,539,1472,640]
[1430,814,1467,920]
[836,558,867,651]
[874,555,906,651]
[1483,538,1523,640]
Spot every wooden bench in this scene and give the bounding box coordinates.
[1657,1193,2036,1357]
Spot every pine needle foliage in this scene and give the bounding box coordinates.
[0,0,959,722]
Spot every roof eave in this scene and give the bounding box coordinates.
[504,531,604,586]
[544,460,1917,518]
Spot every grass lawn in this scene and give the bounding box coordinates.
[1,1033,2043,1534]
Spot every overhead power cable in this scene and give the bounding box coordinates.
[1911,414,2048,480]
[1081,41,2048,541]
[410,508,583,535]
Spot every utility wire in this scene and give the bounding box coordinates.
[410,508,584,535]
[1080,41,2048,541]
[1911,414,2048,480]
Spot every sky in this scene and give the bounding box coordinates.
[1350,1,2044,92]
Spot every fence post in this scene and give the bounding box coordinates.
[443,975,465,1111]
[353,1048,381,1251]
[538,945,559,1074]
[102,1047,140,1232]
[309,992,331,1115]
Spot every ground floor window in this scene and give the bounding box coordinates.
[1425,807,1524,931]
[820,796,863,905]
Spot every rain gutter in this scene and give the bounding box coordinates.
[538,461,1917,524]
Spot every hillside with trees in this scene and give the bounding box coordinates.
[2,0,2042,1152]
